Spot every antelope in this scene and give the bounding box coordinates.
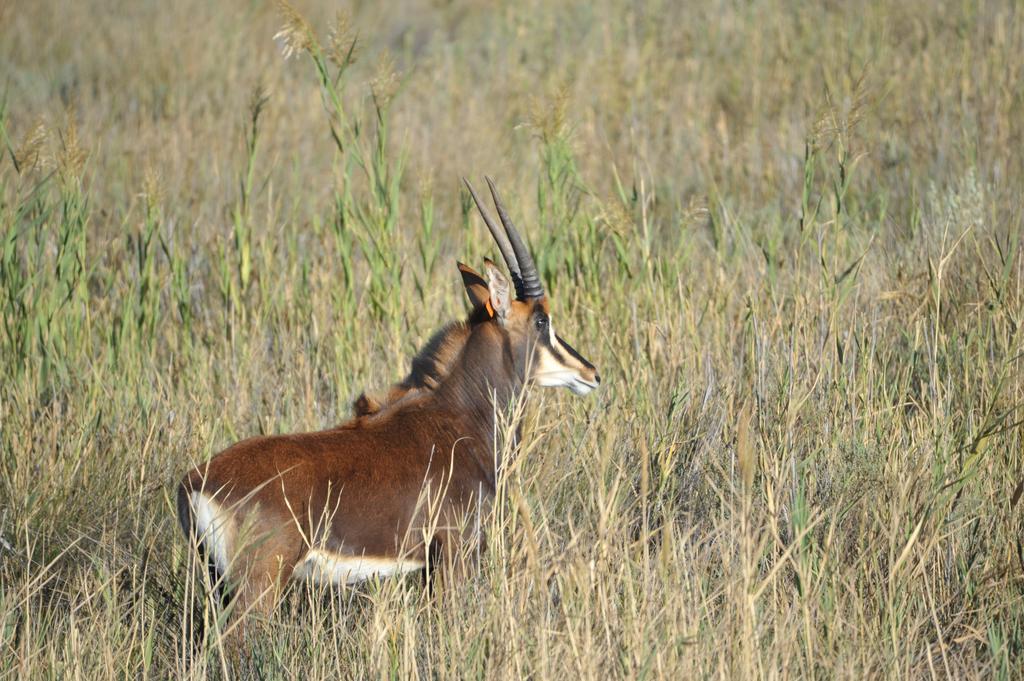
[177,178,600,632]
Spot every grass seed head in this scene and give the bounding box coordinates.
[142,166,163,218]
[528,85,572,144]
[370,52,399,110]
[273,0,316,60]
[57,108,87,185]
[328,10,358,68]
[14,118,48,174]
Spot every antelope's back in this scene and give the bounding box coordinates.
[177,402,490,539]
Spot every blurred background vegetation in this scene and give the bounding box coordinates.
[1,0,1022,677]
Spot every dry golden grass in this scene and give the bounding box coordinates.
[1,0,1022,678]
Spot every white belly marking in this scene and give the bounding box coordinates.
[294,548,425,585]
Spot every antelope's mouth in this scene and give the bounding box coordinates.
[535,371,600,395]
[568,377,599,395]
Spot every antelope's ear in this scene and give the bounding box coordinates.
[458,262,491,311]
[483,258,512,321]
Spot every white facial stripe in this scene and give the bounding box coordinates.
[536,345,568,375]
[295,548,425,585]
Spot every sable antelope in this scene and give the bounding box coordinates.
[177,178,600,631]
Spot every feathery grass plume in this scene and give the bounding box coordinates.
[273,0,316,60]
[142,166,163,219]
[527,84,571,145]
[810,72,870,154]
[327,10,358,69]
[56,107,87,185]
[370,52,399,111]
[13,118,48,174]
[597,198,632,237]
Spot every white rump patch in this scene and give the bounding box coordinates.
[189,492,233,576]
[294,548,425,586]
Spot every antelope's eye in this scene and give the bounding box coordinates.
[535,315,549,331]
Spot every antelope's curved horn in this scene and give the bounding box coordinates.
[463,178,526,299]
[484,176,544,299]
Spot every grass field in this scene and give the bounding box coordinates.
[1,0,1023,677]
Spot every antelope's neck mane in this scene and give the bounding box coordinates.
[360,316,520,425]
[400,321,470,392]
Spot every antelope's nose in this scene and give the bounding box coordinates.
[594,373,601,385]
